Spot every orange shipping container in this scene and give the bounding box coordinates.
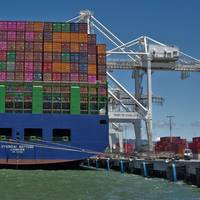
[79,33,88,43]
[88,64,97,75]
[70,43,79,52]
[97,44,106,54]
[61,63,70,73]
[52,63,62,72]
[44,43,52,52]
[70,33,79,42]
[33,22,44,32]
[61,33,70,42]
[53,33,62,42]
[53,43,62,52]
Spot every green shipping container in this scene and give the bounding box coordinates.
[61,53,70,63]
[7,62,15,72]
[7,51,16,62]
[32,86,43,114]
[70,86,80,114]
[0,85,5,113]
[53,23,62,32]
[0,62,6,71]
[62,23,70,32]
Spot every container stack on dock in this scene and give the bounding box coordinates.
[0,21,107,114]
[188,137,200,159]
[155,137,187,155]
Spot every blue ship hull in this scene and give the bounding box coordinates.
[0,113,108,167]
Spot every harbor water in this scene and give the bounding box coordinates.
[0,169,200,200]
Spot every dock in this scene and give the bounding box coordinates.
[84,157,200,187]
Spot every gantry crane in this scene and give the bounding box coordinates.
[67,10,200,152]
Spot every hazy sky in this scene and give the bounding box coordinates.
[0,0,200,140]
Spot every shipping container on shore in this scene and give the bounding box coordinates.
[0,20,107,115]
[189,137,200,155]
[155,136,187,155]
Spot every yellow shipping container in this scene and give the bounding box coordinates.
[44,43,52,52]
[88,64,97,75]
[61,33,70,42]
[53,33,62,42]
[52,42,62,52]
[61,63,70,73]
[79,33,88,43]
[33,22,44,32]
[70,33,79,42]
[97,44,106,54]
[52,63,62,72]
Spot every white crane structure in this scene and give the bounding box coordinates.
[67,10,200,152]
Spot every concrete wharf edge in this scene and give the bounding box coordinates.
[84,158,200,187]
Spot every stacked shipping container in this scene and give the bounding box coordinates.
[155,136,187,155]
[0,21,107,114]
[189,137,200,155]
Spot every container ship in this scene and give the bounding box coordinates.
[0,21,108,168]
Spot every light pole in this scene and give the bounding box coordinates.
[166,115,175,143]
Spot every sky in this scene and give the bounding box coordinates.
[0,0,200,141]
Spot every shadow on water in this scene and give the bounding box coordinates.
[0,161,91,170]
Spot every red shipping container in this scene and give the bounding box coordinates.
[43,63,52,72]
[52,73,61,81]
[25,42,34,51]
[0,72,6,81]
[0,42,7,50]
[88,34,96,44]
[193,137,200,143]
[70,63,79,73]
[25,62,33,72]
[7,32,16,41]
[7,21,16,31]
[34,32,43,42]
[88,54,96,64]
[0,22,7,31]
[25,72,33,81]
[33,52,42,62]
[16,22,25,31]
[16,42,24,51]
[0,51,6,61]
[88,44,96,54]
[88,75,96,83]
[16,32,24,41]
[16,52,24,62]
[79,43,87,53]
[25,32,34,41]
[0,31,7,41]
[15,72,24,80]
[52,53,61,62]
[25,52,33,62]
[25,22,34,31]
[16,62,24,71]
[70,73,79,82]
[7,42,15,51]
[34,62,42,72]
[34,42,43,52]
[43,52,52,62]
[61,73,70,81]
